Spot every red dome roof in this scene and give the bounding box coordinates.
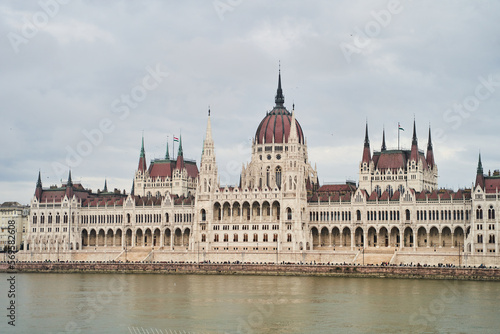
[255,106,304,144]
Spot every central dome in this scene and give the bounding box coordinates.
[254,71,305,145]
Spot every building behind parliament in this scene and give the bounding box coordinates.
[21,72,500,265]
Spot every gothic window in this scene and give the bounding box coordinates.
[476,206,483,220]
[266,166,271,188]
[201,209,206,222]
[488,206,495,220]
[386,185,394,197]
[374,186,381,197]
[287,234,292,242]
[243,233,248,242]
[275,166,282,189]
[287,208,292,220]
[201,234,206,242]
[214,234,219,242]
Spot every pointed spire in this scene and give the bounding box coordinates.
[35,171,43,200]
[364,122,369,148]
[65,170,74,199]
[36,170,42,188]
[475,152,485,189]
[427,125,432,150]
[205,108,213,142]
[131,181,135,196]
[138,136,147,172]
[140,135,145,158]
[477,152,483,175]
[103,179,108,192]
[67,170,73,187]
[410,118,419,161]
[177,134,183,157]
[381,128,387,151]
[275,64,285,107]
[426,125,435,168]
[165,141,170,160]
[412,118,418,146]
[362,122,371,164]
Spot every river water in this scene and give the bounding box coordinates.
[0,273,499,333]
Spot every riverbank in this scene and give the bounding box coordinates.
[2,262,500,280]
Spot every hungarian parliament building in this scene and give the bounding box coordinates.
[23,72,500,264]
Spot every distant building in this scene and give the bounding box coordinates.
[0,202,29,251]
[21,71,499,264]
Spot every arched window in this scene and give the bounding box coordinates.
[214,234,219,242]
[275,166,282,189]
[356,210,361,221]
[488,206,495,220]
[243,233,248,242]
[253,234,258,242]
[266,166,271,188]
[476,206,483,220]
[386,185,393,197]
[374,186,381,197]
[405,209,411,221]
[223,234,228,242]
[201,234,206,242]
[233,234,238,242]
[287,234,292,242]
[32,214,37,225]
[201,209,206,221]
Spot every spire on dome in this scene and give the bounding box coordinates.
[381,128,387,151]
[362,122,371,164]
[275,65,285,107]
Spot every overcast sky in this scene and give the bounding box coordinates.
[1,0,500,205]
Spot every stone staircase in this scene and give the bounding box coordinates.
[115,247,151,262]
[354,248,395,265]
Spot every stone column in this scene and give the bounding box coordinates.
[426,232,430,248]
[438,232,442,248]
[350,230,355,251]
[363,229,367,248]
[399,230,404,250]
[413,230,417,251]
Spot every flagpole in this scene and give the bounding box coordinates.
[173,135,175,161]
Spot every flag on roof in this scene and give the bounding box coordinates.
[398,122,404,131]
[173,136,179,142]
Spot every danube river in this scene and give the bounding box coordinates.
[1,273,499,333]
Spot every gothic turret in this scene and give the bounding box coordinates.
[138,136,147,172]
[426,126,435,168]
[381,128,387,152]
[362,122,371,163]
[35,171,43,200]
[475,152,485,189]
[176,134,184,170]
[410,119,418,161]
[65,171,74,199]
